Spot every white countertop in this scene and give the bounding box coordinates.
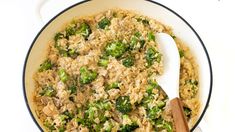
[0,0,234,131]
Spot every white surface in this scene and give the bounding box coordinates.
[0,0,234,131]
[156,33,180,99]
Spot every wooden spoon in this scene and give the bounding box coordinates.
[156,33,189,132]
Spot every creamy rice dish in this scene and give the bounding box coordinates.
[34,9,200,132]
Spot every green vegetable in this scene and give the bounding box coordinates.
[145,47,161,67]
[105,82,119,90]
[85,106,97,120]
[116,96,132,114]
[171,35,176,39]
[147,32,155,41]
[38,59,53,72]
[136,18,149,26]
[68,49,79,58]
[65,25,77,38]
[58,127,65,132]
[98,18,111,29]
[98,57,109,67]
[105,41,126,58]
[130,32,145,50]
[44,120,56,131]
[155,119,173,132]
[78,22,91,39]
[146,80,159,94]
[122,56,134,67]
[58,69,69,83]
[179,50,184,58]
[183,107,192,118]
[63,110,74,120]
[54,32,64,42]
[142,19,149,25]
[79,66,98,84]
[157,101,166,109]
[68,85,77,94]
[103,121,112,132]
[120,123,139,132]
[147,106,162,120]
[40,86,56,97]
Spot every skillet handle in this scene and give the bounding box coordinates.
[170,97,189,132]
[36,0,79,24]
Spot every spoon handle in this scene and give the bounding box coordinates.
[170,97,189,132]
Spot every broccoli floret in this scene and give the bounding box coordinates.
[122,56,134,67]
[157,101,166,109]
[147,106,162,120]
[147,32,155,41]
[129,32,145,50]
[179,50,184,58]
[65,25,77,38]
[44,120,56,131]
[39,86,56,97]
[68,85,77,94]
[116,96,132,114]
[84,106,97,121]
[63,110,74,120]
[79,66,98,84]
[146,80,159,95]
[119,115,139,132]
[38,59,53,72]
[103,121,113,132]
[105,41,126,58]
[58,127,65,132]
[145,47,161,67]
[155,119,173,132]
[58,69,69,83]
[120,123,139,132]
[98,18,111,29]
[78,22,91,39]
[105,82,119,91]
[98,57,109,67]
[183,107,192,118]
[54,32,64,42]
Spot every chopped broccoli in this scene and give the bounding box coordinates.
[54,32,64,42]
[122,56,134,67]
[147,106,162,120]
[98,18,111,29]
[155,119,173,132]
[79,66,98,84]
[44,120,56,131]
[142,19,149,25]
[119,115,139,132]
[58,127,65,132]
[103,121,112,132]
[136,18,149,26]
[68,85,77,94]
[146,80,159,94]
[145,47,161,67]
[39,86,56,97]
[65,25,77,38]
[77,22,91,39]
[105,41,126,58]
[116,96,132,114]
[179,50,184,58]
[58,69,69,83]
[98,57,109,67]
[105,82,119,90]
[183,107,192,118]
[68,49,79,58]
[38,59,53,72]
[157,101,166,109]
[147,32,155,41]
[130,32,145,50]
[85,106,97,121]
[63,110,74,120]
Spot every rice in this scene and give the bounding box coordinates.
[34,9,200,132]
